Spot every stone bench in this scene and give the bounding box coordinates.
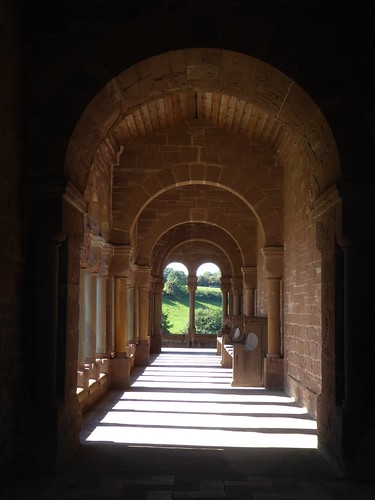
[221,317,268,387]
[221,327,245,368]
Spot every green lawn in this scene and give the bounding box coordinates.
[162,286,222,334]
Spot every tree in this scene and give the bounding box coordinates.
[197,271,220,287]
[163,269,188,298]
[161,311,173,334]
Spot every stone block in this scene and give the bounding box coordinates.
[264,357,284,390]
[135,341,150,366]
[110,356,131,388]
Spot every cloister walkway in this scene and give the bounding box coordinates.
[6,348,374,499]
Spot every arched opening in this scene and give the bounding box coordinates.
[162,262,189,336]
[66,47,340,466]
[195,262,222,337]
[20,25,374,477]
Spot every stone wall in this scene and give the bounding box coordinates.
[0,0,25,480]
[283,151,322,417]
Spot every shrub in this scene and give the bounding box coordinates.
[194,308,222,334]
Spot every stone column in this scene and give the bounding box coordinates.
[135,265,151,366]
[84,271,97,362]
[231,277,242,316]
[127,271,135,345]
[96,244,112,356]
[96,274,107,357]
[241,266,257,317]
[187,275,198,345]
[78,269,87,365]
[262,247,284,389]
[228,287,234,316]
[115,277,128,353]
[83,236,105,363]
[109,245,133,387]
[78,230,93,366]
[151,276,163,353]
[220,277,231,327]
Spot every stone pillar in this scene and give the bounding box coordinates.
[83,236,105,363]
[228,287,234,316]
[115,277,128,353]
[262,247,284,389]
[135,265,151,366]
[78,269,87,365]
[220,277,231,327]
[109,245,133,387]
[187,275,198,345]
[96,244,112,356]
[231,277,242,316]
[84,271,97,362]
[151,276,163,353]
[127,272,135,345]
[107,276,115,356]
[241,266,257,317]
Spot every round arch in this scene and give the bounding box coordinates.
[136,208,257,266]
[117,161,282,248]
[151,228,242,277]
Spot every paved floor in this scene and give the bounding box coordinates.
[4,348,375,499]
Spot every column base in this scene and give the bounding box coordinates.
[264,356,284,390]
[150,333,162,353]
[135,340,150,366]
[110,355,131,388]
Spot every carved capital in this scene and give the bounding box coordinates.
[110,245,133,277]
[98,244,113,276]
[220,276,231,293]
[135,265,151,289]
[86,236,105,273]
[241,266,257,289]
[231,277,242,295]
[151,276,164,294]
[262,247,284,279]
[80,230,94,268]
[187,276,197,293]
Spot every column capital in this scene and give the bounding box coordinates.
[220,276,231,292]
[151,276,164,294]
[80,230,94,268]
[135,265,151,289]
[98,243,113,276]
[110,244,133,277]
[262,246,284,279]
[187,275,197,292]
[86,236,106,273]
[241,266,257,288]
[231,276,242,293]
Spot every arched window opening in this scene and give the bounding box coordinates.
[195,263,222,335]
[162,262,188,335]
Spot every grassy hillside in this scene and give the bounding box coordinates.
[162,286,221,334]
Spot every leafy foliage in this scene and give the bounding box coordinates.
[163,269,188,298]
[183,307,222,334]
[161,311,173,334]
[197,271,220,287]
[195,286,221,302]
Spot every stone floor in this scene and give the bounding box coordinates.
[4,348,375,499]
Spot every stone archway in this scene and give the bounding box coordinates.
[64,48,342,456]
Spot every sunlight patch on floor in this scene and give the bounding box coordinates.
[86,348,318,449]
